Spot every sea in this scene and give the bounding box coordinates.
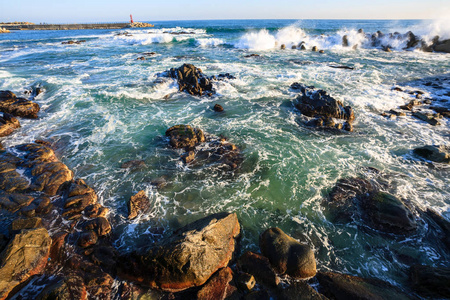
[0,19,449,289]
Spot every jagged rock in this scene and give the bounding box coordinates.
[84,203,109,218]
[259,227,316,279]
[425,208,450,249]
[410,265,450,298]
[237,251,280,287]
[294,84,354,121]
[128,190,150,219]
[277,281,328,300]
[236,272,256,292]
[0,228,51,300]
[119,212,240,292]
[0,90,40,118]
[60,179,97,220]
[196,267,234,300]
[163,64,214,96]
[166,125,205,149]
[413,145,450,163]
[0,113,20,137]
[342,35,349,47]
[0,192,34,213]
[79,231,98,248]
[83,217,111,236]
[412,111,441,126]
[316,272,412,300]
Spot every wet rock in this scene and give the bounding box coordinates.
[291,45,297,49]
[277,281,328,300]
[61,40,85,45]
[424,208,450,249]
[360,192,417,234]
[60,179,97,220]
[166,125,205,149]
[300,44,306,50]
[237,251,280,287]
[389,109,406,117]
[410,265,450,298]
[312,46,318,52]
[413,145,450,163]
[11,217,42,231]
[181,150,195,163]
[0,228,51,300]
[0,90,40,119]
[0,193,34,213]
[316,271,412,300]
[260,227,316,279]
[319,50,325,53]
[197,267,234,300]
[163,64,214,96]
[294,84,354,121]
[412,111,441,126]
[84,203,109,218]
[0,113,20,137]
[214,104,224,112]
[83,217,111,236]
[342,35,349,47]
[280,44,286,50]
[244,54,260,58]
[128,190,150,219]
[236,272,256,292]
[36,278,73,300]
[405,31,420,49]
[328,65,354,70]
[120,159,146,169]
[136,56,146,60]
[79,231,98,248]
[118,212,240,292]
[434,39,450,53]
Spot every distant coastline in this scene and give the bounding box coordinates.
[0,22,153,31]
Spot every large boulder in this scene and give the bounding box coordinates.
[434,39,450,53]
[128,190,150,219]
[0,90,40,119]
[0,113,20,137]
[166,125,205,149]
[259,227,316,279]
[237,251,280,288]
[316,272,413,300]
[413,145,450,163]
[294,84,354,121]
[410,265,450,298]
[166,64,213,96]
[325,177,417,234]
[0,228,51,300]
[119,212,240,292]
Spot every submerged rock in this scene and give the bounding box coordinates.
[0,228,51,300]
[0,91,40,119]
[316,271,412,300]
[259,227,316,279]
[118,212,240,292]
[326,177,417,234]
[214,104,224,112]
[413,145,450,163]
[410,265,450,298]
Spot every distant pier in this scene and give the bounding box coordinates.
[2,23,131,30]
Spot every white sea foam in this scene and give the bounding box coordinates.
[235,29,276,50]
[196,38,225,47]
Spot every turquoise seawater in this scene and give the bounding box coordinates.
[1,19,449,288]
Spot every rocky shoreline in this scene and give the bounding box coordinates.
[0,61,449,300]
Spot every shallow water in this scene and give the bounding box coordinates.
[1,19,449,289]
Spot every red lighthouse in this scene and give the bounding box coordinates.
[130,14,134,24]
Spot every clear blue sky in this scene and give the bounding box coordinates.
[0,0,448,23]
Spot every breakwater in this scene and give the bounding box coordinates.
[3,22,130,30]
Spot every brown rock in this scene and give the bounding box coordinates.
[119,212,240,292]
[79,231,98,248]
[166,125,206,149]
[236,272,256,292]
[237,251,279,287]
[83,217,111,236]
[181,150,195,163]
[0,113,20,137]
[120,159,146,169]
[0,228,51,300]
[197,267,234,300]
[84,203,109,218]
[11,217,42,231]
[0,90,40,119]
[165,64,214,96]
[260,227,316,279]
[128,190,150,219]
[277,281,328,300]
[0,193,34,213]
[214,104,224,112]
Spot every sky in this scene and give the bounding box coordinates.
[0,0,449,23]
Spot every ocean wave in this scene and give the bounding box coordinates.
[196,38,225,47]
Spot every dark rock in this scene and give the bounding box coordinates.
[163,64,214,96]
[245,290,271,300]
[0,113,20,137]
[424,208,450,249]
[277,281,328,300]
[84,203,109,218]
[166,125,205,149]
[294,84,354,121]
[292,45,297,49]
[244,54,260,58]
[118,212,240,292]
[328,65,354,70]
[434,39,450,53]
[317,271,412,300]
[413,145,450,163]
[412,111,441,125]
[83,217,111,236]
[78,231,98,248]
[312,46,318,52]
[392,87,403,92]
[128,190,150,219]
[405,31,420,49]
[136,56,146,60]
[342,35,349,47]
[181,150,195,163]
[260,227,316,279]
[237,251,279,287]
[0,228,51,299]
[0,90,40,119]
[197,267,234,300]
[214,104,224,112]
[280,44,286,50]
[120,159,146,169]
[410,265,450,298]
[236,272,256,292]
[319,50,325,53]
[60,179,97,220]
[360,192,417,234]
[300,44,306,50]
